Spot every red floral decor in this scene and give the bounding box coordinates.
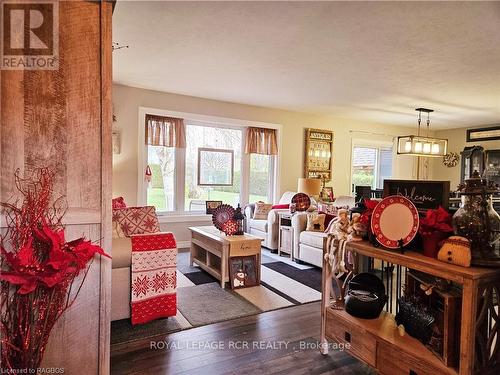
[359,199,379,226]
[419,206,453,258]
[0,168,110,372]
[359,199,380,245]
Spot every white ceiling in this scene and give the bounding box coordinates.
[113,1,500,129]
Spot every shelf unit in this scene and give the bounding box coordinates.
[320,241,500,375]
[278,212,294,259]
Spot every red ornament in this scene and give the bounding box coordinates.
[0,168,110,372]
[222,220,238,236]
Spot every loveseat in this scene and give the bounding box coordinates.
[244,191,296,250]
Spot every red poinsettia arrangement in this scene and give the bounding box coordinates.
[0,168,110,371]
[419,206,453,258]
[359,199,379,225]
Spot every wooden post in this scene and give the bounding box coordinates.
[459,278,479,375]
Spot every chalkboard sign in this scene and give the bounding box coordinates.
[383,180,450,212]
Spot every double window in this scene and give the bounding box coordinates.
[142,111,278,214]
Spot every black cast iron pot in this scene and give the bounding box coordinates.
[344,273,387,319]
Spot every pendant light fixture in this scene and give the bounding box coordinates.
[397,108,448,157]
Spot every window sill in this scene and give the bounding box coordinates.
[156,213,212,223]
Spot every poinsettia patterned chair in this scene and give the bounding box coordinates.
[111,203,177,324]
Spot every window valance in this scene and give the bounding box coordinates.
[145,114,186,148]
[244,127,278,155]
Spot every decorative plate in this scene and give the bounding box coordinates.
[291,193,311,211]
[371,196,419,249]
[212,204,235,231]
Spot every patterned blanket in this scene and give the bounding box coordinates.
[130,232,177,325]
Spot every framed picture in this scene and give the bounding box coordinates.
[198,148,234,186]
[304,128,333,182]
[228,256,258,289]
[320,187,333,202]
[466,126,500,142]
[383,180,450,212]
[206,200,222,215]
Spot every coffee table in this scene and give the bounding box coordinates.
[188,226,263,288]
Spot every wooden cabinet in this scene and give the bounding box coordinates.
[320,241,500,375]
[0,2,112,373]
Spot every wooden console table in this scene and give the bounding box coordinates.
[188,226,263,288]
[320,240,500,375]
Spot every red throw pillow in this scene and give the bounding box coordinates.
[272,204,290,209]
[112,196,127,209]
[319,211,336,227]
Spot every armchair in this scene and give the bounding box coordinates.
[245,191,296,250]
[292,196,355,267]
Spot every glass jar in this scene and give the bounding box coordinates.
[453,173,500,266]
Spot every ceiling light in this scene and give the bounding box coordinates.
[397,108,448,157]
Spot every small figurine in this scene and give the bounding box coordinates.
[329,209,350,241]
[347,213,366,242]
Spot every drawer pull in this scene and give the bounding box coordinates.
[344,331,351,342]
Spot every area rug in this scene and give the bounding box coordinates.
[111,249,322,345]
[177,283,261,326]
[111,315,185,345]
[263,261,322,292]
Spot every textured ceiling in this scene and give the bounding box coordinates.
[113,1,500,129]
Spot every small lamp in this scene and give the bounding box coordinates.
[297,178,322,197]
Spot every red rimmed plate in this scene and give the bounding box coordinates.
[371,195,419,249]
[291,193,311,211]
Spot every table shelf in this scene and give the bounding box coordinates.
[320,240,500,375]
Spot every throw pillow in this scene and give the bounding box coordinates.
[112,206,160,236]
[272,204,289,210]
[253,202,273,220]
[306,212,326,232]
[112,196,127,209]
[112,217,126,238]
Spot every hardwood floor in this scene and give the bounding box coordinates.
[110,302,373,374]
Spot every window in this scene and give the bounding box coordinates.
[249,154,273,203]
[147,146,175,211]
[351,144,393,192]
[185,124,242,211]
[141,110,279,214]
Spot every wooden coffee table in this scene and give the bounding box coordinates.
[188,226,263,288]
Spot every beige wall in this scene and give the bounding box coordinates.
[430,125,500,190]
[113,83,421,206]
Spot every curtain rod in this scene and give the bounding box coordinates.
[349,130,397,139]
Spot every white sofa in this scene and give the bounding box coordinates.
[292,196,355,267]
[245,191,296,250]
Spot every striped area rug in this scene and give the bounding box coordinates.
[111,248,322,345]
